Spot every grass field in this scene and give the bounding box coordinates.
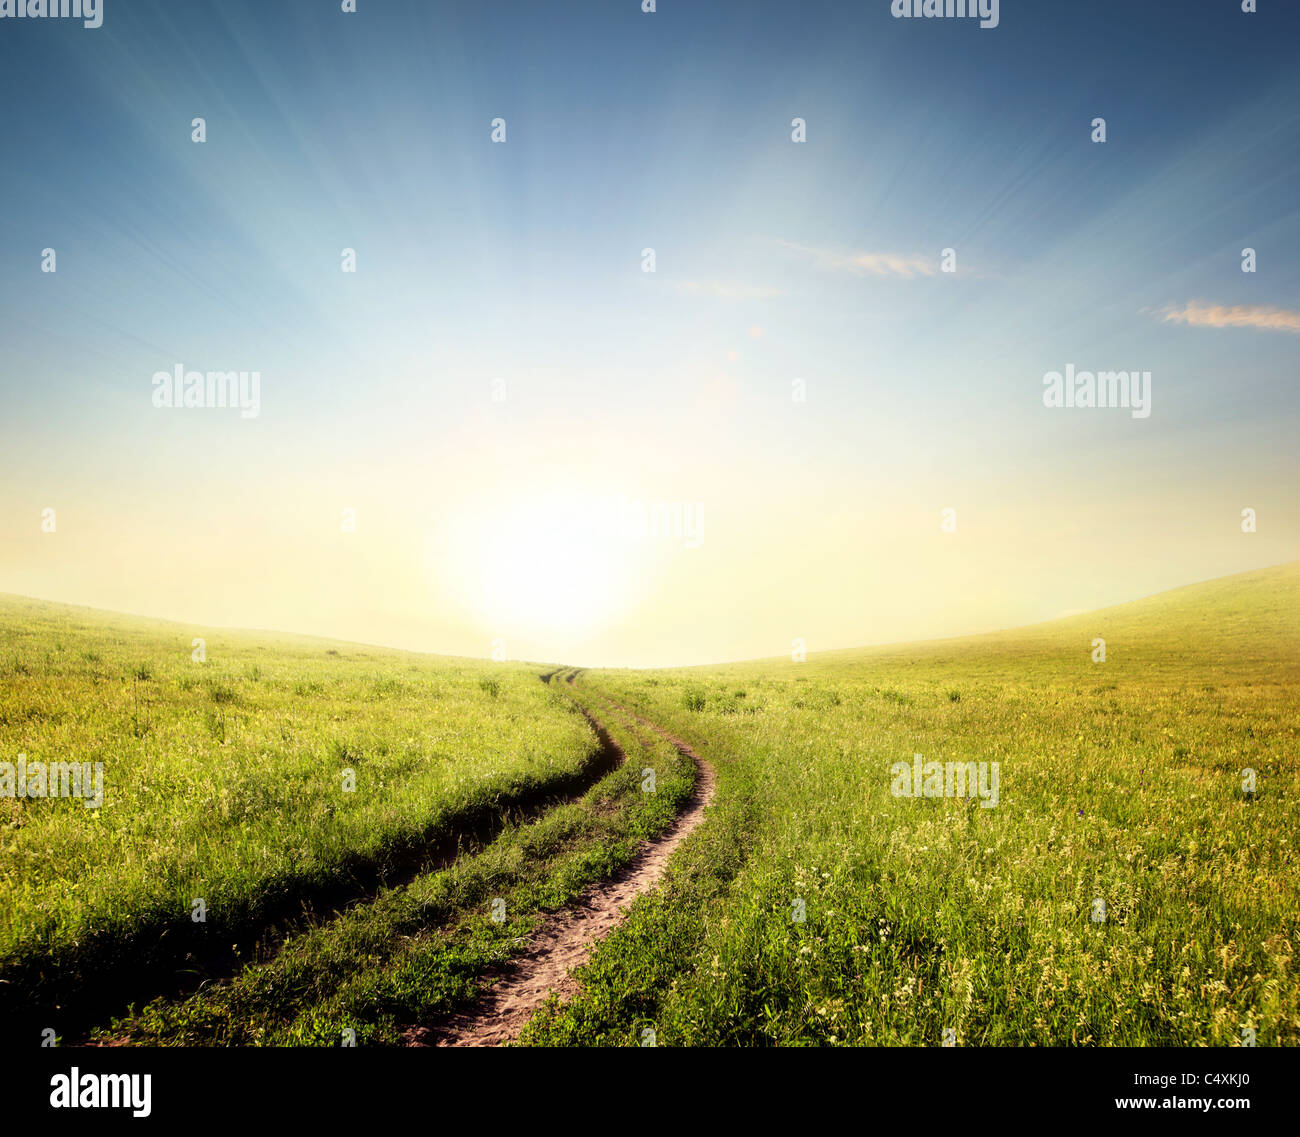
[2,564,1297,1045]
[0,597,602,1029]
[525,562,1300,1046]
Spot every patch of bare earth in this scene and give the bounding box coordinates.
[407,691,714,1047]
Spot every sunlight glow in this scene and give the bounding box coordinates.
[446,493,633,642]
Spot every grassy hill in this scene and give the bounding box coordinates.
[522,562,1300,1045]
[2,564,1296,1045]
[0,596,599,1029]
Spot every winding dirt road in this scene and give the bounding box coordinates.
[408,676,714,1047]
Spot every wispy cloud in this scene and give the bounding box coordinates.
[1151,300,1300,334]
[675,280,786,300]
[777,239,936,278]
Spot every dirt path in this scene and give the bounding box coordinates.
[74,684,626,1046]
[408,677,714,1047]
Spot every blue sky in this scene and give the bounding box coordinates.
[2,0,1298,665]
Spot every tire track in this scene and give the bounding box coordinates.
[67,670,623,1045]
[408,672,714,1047]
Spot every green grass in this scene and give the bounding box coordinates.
[3,563,1297,1046]
[0,598,596,1026]
[522,563,1300,1046]
[97,678,695,1045]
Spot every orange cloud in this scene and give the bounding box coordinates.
[1153,301,1300,334]
[778,240,936,278]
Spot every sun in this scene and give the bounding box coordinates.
[444,492,632,641]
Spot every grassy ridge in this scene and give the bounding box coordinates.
[0,598,596,1025]
[522,563,1300,1045]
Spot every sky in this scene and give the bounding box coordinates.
[1,0,1298,667]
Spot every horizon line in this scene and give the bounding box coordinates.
[2,556,1293,672]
